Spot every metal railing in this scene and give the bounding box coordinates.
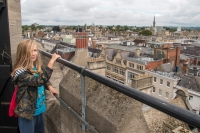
[40,50,200,132]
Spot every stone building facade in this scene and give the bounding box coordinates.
[146,70,180,102]
[105,50,126,84]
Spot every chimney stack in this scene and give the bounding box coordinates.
[194,57,198,65]
[135,48,140,57]
[183,62,188,74]
[193,67,198,76]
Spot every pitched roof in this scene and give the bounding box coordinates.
[178,75,200,92]
[133,39,146,44]
[156,63,174,72]
[105,48,118,61]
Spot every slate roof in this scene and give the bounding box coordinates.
[105,34,116,38]
[156,63,174,72]
[88,48,101,57]
[105,48,118,61]
[104,48,135,61]
[133,39,146,44]
[60,42,76,48]
[178,75,200,92]
[181,47,200,56]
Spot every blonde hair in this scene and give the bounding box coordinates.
[11,39,42,77]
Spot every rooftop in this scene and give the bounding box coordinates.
[146,70,180,80]
[127,57,154,65]
[178,75,200,92]
[56,47,75,53]
[43,39,61,44]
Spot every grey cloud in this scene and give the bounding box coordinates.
[21,0,200,26]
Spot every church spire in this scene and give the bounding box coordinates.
[153,16,155,28]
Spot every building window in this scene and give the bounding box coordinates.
[160,79,163,84]
[137,65,139,70]
[154,77,156,82]
[159,89,162,96]
[106,75,110,78]
[129,63,134,68]
[116,59,121,64]
[127,72,135,84]
[113,67,118,73]
[152,87,156,93]
[167,81,170,87]
[166,92,169,99]
[128,72,135,79]
[120,69,125,76]
[107,65,111,70]
[189,95,193,101]
[113,77,118,81]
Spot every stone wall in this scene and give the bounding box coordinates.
[60,69,150,133]
[7,0,22,65]
[40,54,63,133]
[143,97,190,133]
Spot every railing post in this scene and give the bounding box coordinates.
[81,73,86,132]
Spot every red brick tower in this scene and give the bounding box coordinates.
[75,32,88,48]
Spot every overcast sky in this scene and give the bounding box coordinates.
[21,0,200,27]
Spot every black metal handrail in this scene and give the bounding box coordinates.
[53,94,99,133]
[40,50,200,129]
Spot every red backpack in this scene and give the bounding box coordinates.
[8,86,18,117]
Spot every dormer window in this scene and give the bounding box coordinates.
[116,59,121,64]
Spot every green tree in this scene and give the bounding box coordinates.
[37,25,45,30]
[169,29,176,33]
[22,25,29,33]
[99,25,103,31]
[52,26,60,32]
[30,24,36,31]
[139,30,152,36]
[116,25,120,31]
[115,25,121,35]
[124,25,129,31]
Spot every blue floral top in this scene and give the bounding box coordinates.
[33,67,46,116]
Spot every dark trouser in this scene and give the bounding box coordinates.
[18,113,44,133]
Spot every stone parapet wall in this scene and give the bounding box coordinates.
[60,69,150,133]
[7,0,22,65]
[41,54,63,133]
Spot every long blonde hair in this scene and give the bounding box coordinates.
[11,39,42,77]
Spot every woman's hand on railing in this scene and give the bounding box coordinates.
[47,53,61,69]
[48,85,59,97]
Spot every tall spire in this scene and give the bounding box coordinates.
[153,16,155,28]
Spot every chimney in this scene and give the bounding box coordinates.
[183,62,188,74]
[75,32,88,49]
[194,57,198,65]
[193,67,198,76]
[135,48,140,57]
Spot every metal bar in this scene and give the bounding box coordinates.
[40,50,200,129]
[0,126,17,129]
[81,74,86,131]
[82,69,200,129]
[39,50,82,74]
[53,94,99,133]
[1,102,10,105]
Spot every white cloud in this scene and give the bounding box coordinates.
[21,0,200,26]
